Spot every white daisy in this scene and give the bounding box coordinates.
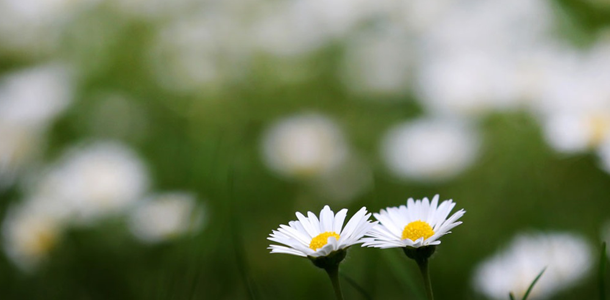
[0,62,74,128]
[0,0,98,56]
[380,118,480,182]
[2,200,66,271]
[472,232,593,300]
[268,205,376,258]
[363,195,465,249]
[261,113,349,180]
[542,111,610,154]
[32,141,149,224]
[129,192,206,244]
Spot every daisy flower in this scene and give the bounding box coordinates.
[364,195,465,300]
[268,205,376,258]
[363,195,465,249]
[260,113,349,180]
[472,232,592,300]
[380,118,480,182]
[268,205,376,300]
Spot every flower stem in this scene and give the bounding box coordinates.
[325,266,345,300]
[416,258,434,300]
[403,246,436,300]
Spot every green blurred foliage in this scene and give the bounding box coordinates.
[1,1,610,299]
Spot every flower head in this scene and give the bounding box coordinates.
[33,141,149,224]
[261,113,349,180]
[268,206,376,258]
[363,195,465,249]
[2,200,67,271]
[472,232,593,300]
[380,118,480,182]
[129,192,205,244]
[543,111,610,154]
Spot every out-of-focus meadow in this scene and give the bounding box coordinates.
[2,0,610,299]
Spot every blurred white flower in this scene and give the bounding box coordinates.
[400,0,455,33]
[533,42,610,116]
[252,0,379,57]
[542,111,610,154]
[302,0,376,37]
[381,118,480,182]
[129,193,205,244]
[108,0,193,19]
[531,40,610,154]
[261,113,349,179]
[0,0,94,21]
[0,0,97,55]
[473,232,593,300]
[0,63,74,187]
[415,52,525,117]
[252,2,327,57]
[0,125,43,188]
[0,63,74,128]
[2,201,66,271]
[34,142,149,224]
[513,42,582,106]
[418,0,553,53]
[413,0,554,117]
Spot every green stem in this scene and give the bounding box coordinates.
[325,266,345,300]
[416,258,434,300]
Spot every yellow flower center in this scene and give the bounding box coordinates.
[402,221,435,241]
[24,227,58,256]
[309,231,340,251]
[590,116,610,146]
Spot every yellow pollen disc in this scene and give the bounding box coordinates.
[309,231,340,251]
[590,116,610,146]
[402,221,435,241]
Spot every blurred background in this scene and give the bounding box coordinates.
[1,0,610,299]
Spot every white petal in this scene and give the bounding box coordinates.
[268,235,313,254]
[319,205,335,233]
[333,209,348,233]
[340,207,367,240]
[388,207,408,229]
[437,209,465,232]
[347,220,378,246]
[296,212,317,238]
[426,194,440,224]
[374,210,402,237]
[414,199,423,220]
[407,198,417,221]
[433,200,456,230]
[313,238,337,257]
[328,235,340,251]
[269,245,307,257]
[279,224,309,245]
[307,211,322,234]
[397,205,410,224]
[422,197,430,217]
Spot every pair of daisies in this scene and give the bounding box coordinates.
[268,195,465,259]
